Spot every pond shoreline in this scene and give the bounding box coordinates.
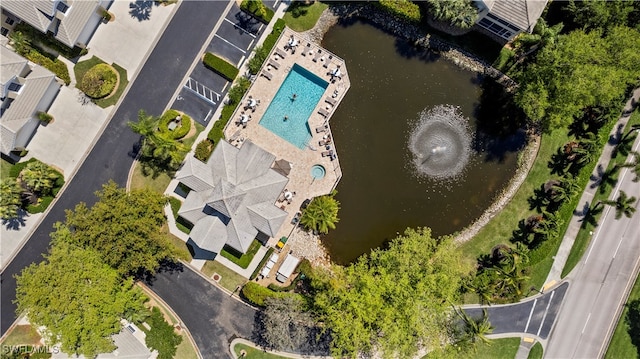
[290,3,538,266]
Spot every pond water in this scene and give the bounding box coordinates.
[321,20,525,264]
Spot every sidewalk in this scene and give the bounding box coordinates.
[0,2,179,271]
[544,87,640,286]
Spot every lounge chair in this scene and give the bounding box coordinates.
[319,139,331,146]
[313,50,323,62]
[268,59,280,70]
[275,48,286,59]
[318,108,330,117]
[260,70,273,81]
[315,125,328,133]
[321,150,335,157]
[325,97,337,106]
[302,43,312,56]
[323,56,333,69]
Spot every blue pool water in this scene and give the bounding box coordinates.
[260,64,328,149]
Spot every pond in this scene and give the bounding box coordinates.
[321,19,525,264]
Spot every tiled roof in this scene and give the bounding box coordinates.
[1,0,55,33]
[0,47,28,86]
[55,0,102,47]
[178,140,289,254]
[176,156,214,192]
[483,0,548,32]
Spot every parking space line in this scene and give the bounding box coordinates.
[224,18,257,38]
[213,34,246,54]
[184,77,221,106]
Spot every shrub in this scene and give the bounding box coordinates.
[248,45,269,75]
[158,109,192,139]
[203,52,239,81]
[144,307,182,359]
[227,77,251,104]
[241,282,282,307]
[37,111,54,124]
[24,50,71,85]
[207,77,251,144]
[13,22,86,60]
[194,139,214,162]
[376,0,422,23]
[240,0,274,24]
[80,64,117,98]
[101,9,112,21]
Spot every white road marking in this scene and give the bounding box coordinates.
[524,298,537,333]
[582,313,591,334]
[224,18,257,38]
[613,236,625,259]
[214,34,246,54]
[537,290,555,336]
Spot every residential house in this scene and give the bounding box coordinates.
[1,45,60,156]
[176,140,289,259]
[475,0,549,41]
[1,0,110,48]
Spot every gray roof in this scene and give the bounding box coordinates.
[1,46,59,154]
[53,324,153,359]
[178,140,288,253]
[481,0,548,32]
[0,47,28,86]
[176,155,214,192]
[2,0,102,47]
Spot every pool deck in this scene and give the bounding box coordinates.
[224,27,350,246]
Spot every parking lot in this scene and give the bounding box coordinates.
[172,1,280,125]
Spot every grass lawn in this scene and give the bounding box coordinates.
[283,1,328,32]
[168,197,193,234]
[219,240,261,269]
[1,157,13,179]
[175,334,199,359]
[605,268,640,359]
[202,260,248,292]
[162,224,192,262]
[74,56,128,109]
[528,342,543,359]
[422,337,521,359]
[562,108,640,278]
[0,324,42,346]
[232,343,290,359]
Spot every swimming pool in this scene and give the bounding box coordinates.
[260,64,328,149]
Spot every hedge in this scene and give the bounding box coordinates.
[25,49,71,85]
[240,0,274,24]
[242,282,280,306]
[375,0,422,23]
[159,109,192,139]
[14,22,87,60]
[203,52,239,81]
[207,77,251,145]
[194,139,214,162]
[250,248,275,280]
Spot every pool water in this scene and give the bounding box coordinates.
[260,64,328,149]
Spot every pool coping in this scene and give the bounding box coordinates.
[223,27,351,247]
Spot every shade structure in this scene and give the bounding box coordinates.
[272,159,292,177]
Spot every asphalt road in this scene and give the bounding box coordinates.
[146,266,257,359]
[545,138,640,358]
[465,282,568,340]
[0,0,231,335]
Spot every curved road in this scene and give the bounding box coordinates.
[1,2,256,357]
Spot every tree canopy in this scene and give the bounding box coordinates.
[515,26,640,131]
[312,228,469,358]
[300,191,340,234]
[60,181,173,277]
[426,0,479,29]
[15,237,145,357]
[0,178,22,220]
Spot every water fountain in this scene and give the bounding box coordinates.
[409,105,473,180]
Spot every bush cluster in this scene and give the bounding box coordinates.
[240,0,274,24]
[207,77,251,144]
[375,0,422,23]
[14,22,87,60]
[158,109,192,139]
[203,52,239,81]
[241,282,299,307]
[194,139,214,162]
[8,158,64,214]
[25,50,71,85]
[81,64,117,98]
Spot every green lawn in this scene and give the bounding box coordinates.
[202,260,248,292]
[164,226,192,262]
[232,343,290,359]
[422,337,521,359]
[219,240,262,269]
[174,335,199,359]
[605,270,640,359]
[562,108,640,278]
[528,342,543,359]
[1,157,13,179]
[0,324,42,346]
[283,1,328,32]
[74,56,128,108]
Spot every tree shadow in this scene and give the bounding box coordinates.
[139,258,184,283]
[129,0,156,21]
[2,209,29,230]
[528,184,548,212]
[233,11,260,36]
[393,37,441,62]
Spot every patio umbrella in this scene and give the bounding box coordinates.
[273,159,292,176]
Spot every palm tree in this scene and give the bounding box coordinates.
[581,201,604,229]
[595,164,621,194]
[427,0,479,29]
[9,31,30,55]
[19,161,58,196]
[300,192,340,234]
[453,307,494,348]
[0,178,23,220]
[602,191,637,219]
[129,110,187,171]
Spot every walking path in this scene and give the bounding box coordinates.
[544,87,640,287]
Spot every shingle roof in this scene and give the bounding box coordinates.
[176,156,214,192]
[1,0,55,33]
[55,0,102,47]
[178,140,288,254]
[1,47,58,154]
[483,0,548,32]
[0,47,28,86]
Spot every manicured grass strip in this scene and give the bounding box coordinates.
[250,247,274,280]
[605,270,640,359]
[169,197,192,234]
[283,1,328,32]
[1,157,13,179]
[0,324,42,346]
[219,240,261,269]
[562,108,640,278]
[528,342,543,359]
[233,343,289,359]
[130,162,172,194]
[202,260,248,292]
[471,337,522,359]
[164,227,192,262]
[203,52,238,81]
